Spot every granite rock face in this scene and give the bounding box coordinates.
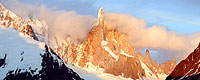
[54,8,176,80]
[166,43,200,80]
[0,3,39,41]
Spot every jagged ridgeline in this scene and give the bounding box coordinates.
[54,8,176,79]
[0,2,177,79]
[166,43,200,80]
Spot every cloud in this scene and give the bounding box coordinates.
[1,0,38,19]
[2,0,200,62]
[2,0,96,47]
[35,5,96,45]
[19,33,45,49]
[105,12,200,61]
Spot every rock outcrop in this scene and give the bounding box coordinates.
[166,43,200,80]
[54,8,176,80]
[0,3,42,41]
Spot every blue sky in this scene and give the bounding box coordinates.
[100,0,200,35]
[14,0,200,35]
[3,0,200,34]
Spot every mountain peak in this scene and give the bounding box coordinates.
[197,42,200,48]
[0,3,5,9]
[145,49,150,57]
[98,7,104,22]
[0,3,177,80]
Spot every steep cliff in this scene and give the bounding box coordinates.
[166,43,200,80]
[54,8,176,80]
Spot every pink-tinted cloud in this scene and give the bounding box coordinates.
[105,13,200,61]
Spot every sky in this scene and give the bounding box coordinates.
[1,0,200,63]
[99,0,200,35]
[9,0,200,35]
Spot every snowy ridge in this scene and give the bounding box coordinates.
[101,40,119,60]
[139,59,158,80]
[72,61,133,80]
[0,28,84,80]
[0,3,46,41]
[98,7,104,22]
[120,50,134,57]
[0,29,43,79]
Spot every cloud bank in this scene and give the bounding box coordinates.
[2,0,200,62]
[35,5,96,45]
[2,0,96,46]
[105,13,200,61]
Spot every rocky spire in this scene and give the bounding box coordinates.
[0,3,5,10]
[172,58,176,63]
[144,49,153,63]
[98,7,104,22]
[145,49,150,58]
[97,7,106,40]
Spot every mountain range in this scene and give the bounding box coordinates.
[1,2,200,80]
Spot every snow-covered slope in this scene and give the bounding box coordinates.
[0,28,43,79]
[0,2,45,41]
[0,28,84,80]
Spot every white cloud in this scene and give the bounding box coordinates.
[105,13,200,61]
[2,0,200,62]
[2,0,96,47]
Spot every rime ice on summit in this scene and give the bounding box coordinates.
[97,7,107,40]
[98,7,104,22]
